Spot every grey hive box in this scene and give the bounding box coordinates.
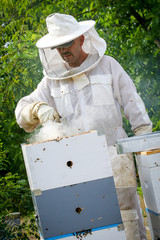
[22,131,126,240]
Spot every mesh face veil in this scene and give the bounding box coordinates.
[38,28,106,80]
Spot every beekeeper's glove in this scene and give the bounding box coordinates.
[20,102,60,132]
[133,124,152,136]
[37,104,60,123]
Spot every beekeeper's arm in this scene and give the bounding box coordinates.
[110,57,152,135]
[15,77,60,132]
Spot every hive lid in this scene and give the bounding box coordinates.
[117,131,160,154]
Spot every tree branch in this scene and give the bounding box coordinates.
[76,8,97,18]
[154,39,160,49]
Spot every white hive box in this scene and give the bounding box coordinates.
[22,131,125,240]
[136,150,160,214]
[117,132,160,240]
[136,150,160,240]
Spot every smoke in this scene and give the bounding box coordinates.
[29,119,85,143]
[28,106,99,143]
[28,105,119,144]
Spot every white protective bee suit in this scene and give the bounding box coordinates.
[15,13,152,240]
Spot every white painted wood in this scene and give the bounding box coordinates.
[117,132,160,154]
[22,131,112,192]
[136,152,160,168]
[117,132,160,238]
[136,154,160,213]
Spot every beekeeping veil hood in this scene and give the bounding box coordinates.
[36,13,106,80]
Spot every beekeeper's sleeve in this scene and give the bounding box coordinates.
[15,77,56,132]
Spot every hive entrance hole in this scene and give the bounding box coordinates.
[67,161,73,168]
[75,207,82,214]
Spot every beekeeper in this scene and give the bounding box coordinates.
[15,13,152,240]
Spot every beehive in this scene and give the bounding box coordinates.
[22,131,125,239]
[117,132,160,240]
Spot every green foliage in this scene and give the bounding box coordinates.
[0,173,33,215]
[0,172,38,239]
[0,3,42,175]
[137,186,143,197]
[0,214,40,239]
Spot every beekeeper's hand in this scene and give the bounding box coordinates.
[20,102,60,132]
[37,104,61,123]
[133,124,152,136]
